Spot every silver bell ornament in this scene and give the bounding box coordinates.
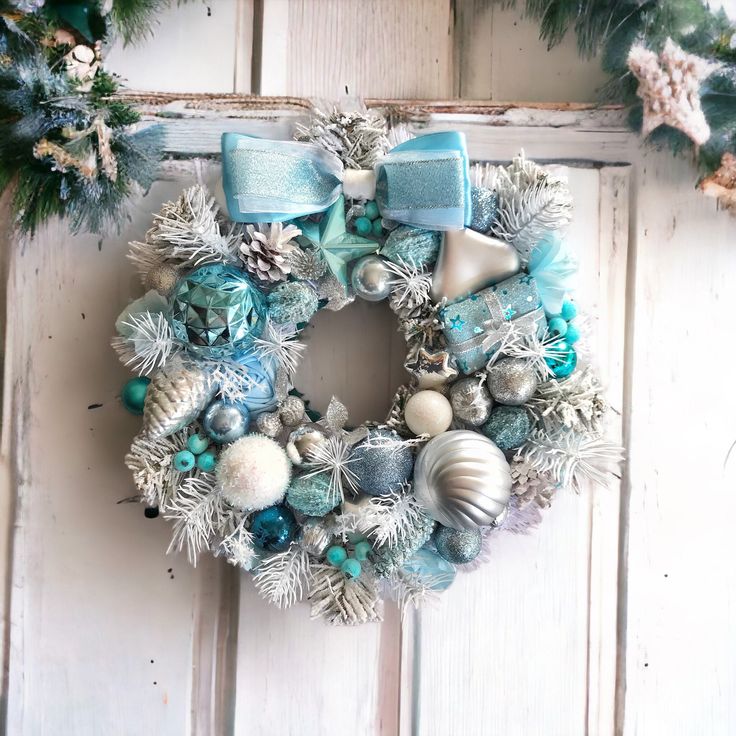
[449,376,493,426]
[202,399,250,444]
[286,423,328,465]
[142,359,217,439]
[413,430,511,530]
[487,357,538,406]
[351,255,392,302]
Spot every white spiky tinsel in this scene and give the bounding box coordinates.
[218,515,258,571]
[361,489,427,547]
[253,545,313,609]
[388,569,441,617]
[253,320,306,380]
[112,310,179,374]
[301,434,359,501]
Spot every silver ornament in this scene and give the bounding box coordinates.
[430,229,520,303]
[142,359,217,439]
[256,411,283,438]
[351,255,392,302]
[144,263,179,296]
[286,423,328,465]
[279,396,305,427]
[413,430,511,530]
[487,357,538,406]
[469,186,498,233]
[449,377,493,426]
[298,517,333,556]
[202,400,250,444]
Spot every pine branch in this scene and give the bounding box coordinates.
[253,545,313,609]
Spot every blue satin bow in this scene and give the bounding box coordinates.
[221,130,472,231]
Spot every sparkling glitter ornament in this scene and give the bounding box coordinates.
[169,264,267,357]
[380,226,441,268]
[279,396,306,427]
[142,359,217,439]
[469,186,498,233]
[256,411,283,438]
[267,281,319,325]
[351,254,392,302]
[350,429,414,496]
[403,390,453,437]
[413,430,511,530]
[431,229,521,303]
[216,434,291,510]
[482,405,531,451]
[202,399,250,444]
[449,376,493,426]
[433,525,482,564]
[298,517,332,556]
[487,358,538,406]
[287,473,340,517]
[250,504,297,552]
[286,423,328,464]
[402,547,456,590]
[145,263,179,296]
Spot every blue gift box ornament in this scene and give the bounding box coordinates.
[440,273,547,374]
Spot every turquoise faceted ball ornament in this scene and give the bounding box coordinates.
[250,504,297,552]
[121,376,150,415]
[546,341,577,378]
[169,264,267,357]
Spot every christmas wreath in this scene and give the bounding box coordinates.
[114,110,623,625]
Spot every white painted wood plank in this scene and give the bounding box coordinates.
[621,149,736,735]
[258,0,454,99]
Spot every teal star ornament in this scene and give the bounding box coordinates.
[296,196,378,286]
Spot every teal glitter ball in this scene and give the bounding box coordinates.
[380,225,441,268]
[469,186,498,233]
[350,428,414,496]
[169,264,267,357]
[482,405,531,451]
[250,505,297,552]
[286,473,339,517]
[267,281,319,325]
[433,525,482,564]
[545,341,577,378]
[121,376,150,415]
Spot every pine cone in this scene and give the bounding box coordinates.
[240,223,301,283]
[509,457,555,509]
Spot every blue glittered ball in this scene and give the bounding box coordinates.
[169,264,267,357]
[202,399,250,444]
[350,428,414,496]
[481,405,531,451]
[433,525,482,564]
[286,472,339,517]
[267,281,319,325]
[380,225,441,268]
[250,504,297,552]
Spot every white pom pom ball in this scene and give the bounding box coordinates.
[216,434,291,510]
[404,390,453,437]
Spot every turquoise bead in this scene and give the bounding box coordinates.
[545,342,577,378]
[565,323,580,344]
[560,300,578,321]
[355,216,373,236]
[364,201,380,220]
[353,540,371,561]
[371,219,383,237]
[187,434,210,455]
[341,558,362,578]
[197,449,217,472]
[326,545,348,567]
[121,376,150,415]
[548,316,568,338]
[173,450,195,472]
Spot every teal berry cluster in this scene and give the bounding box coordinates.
[545,300,579,379]
[325,536,372,579]
[547,299,580,345]
[173,433,218,473]
[352,200,383,238]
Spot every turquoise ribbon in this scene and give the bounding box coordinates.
[221,130,471,229]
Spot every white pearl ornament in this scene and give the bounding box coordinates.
[404,390,453,437]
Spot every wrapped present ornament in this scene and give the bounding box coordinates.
[440,274,546,374]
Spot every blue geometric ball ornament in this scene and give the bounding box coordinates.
[169,264,267,358]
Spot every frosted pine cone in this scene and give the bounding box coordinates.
[240,223,301,283]
[509,457,556,509]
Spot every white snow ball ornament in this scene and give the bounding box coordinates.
[216,434,291,510]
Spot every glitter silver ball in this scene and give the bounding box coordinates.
[144,263,179,296]
[286,423,328,464]
[298,517,333,556]
[433,525,482,564]
[486,358,538,406]
[255,411,283,438]
[449,377,493,426]
[349,428,414,496]
[469,186,498,233]
[350,255,392,302]
[279,396,305,427]
[202,400,250,444]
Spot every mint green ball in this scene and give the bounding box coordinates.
[196,449,217,472]
[341,558,362,578]
[326,545,348,567]
[121,376,150,415]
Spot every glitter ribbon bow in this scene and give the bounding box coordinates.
[221,131,472,231]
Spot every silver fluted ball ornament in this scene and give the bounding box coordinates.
[202,399,250,444]
[142,359,217,439]
[487,357,538,406]
[413,430,511,530]
[351,255,392,302]
[449,377,493,426]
